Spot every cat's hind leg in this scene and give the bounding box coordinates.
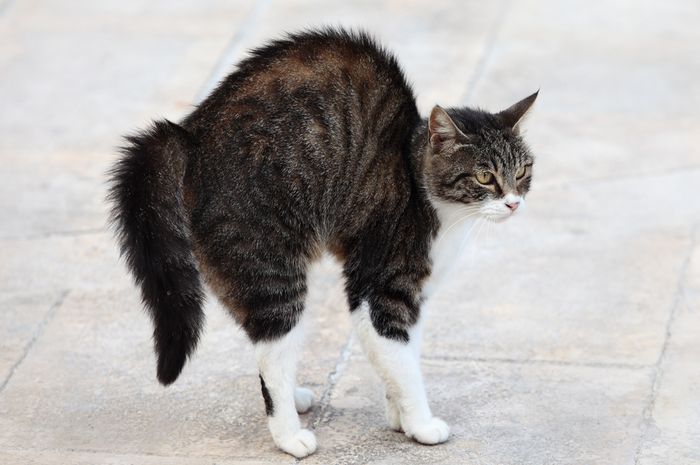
[197,223,319,457]
[385,392,402,431]
[294,386,315,414]
[254,313,317,458]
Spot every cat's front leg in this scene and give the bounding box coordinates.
[385,311,425,432]
[351,302,450,445]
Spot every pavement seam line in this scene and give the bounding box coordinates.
[460,0,515,104]
[1,445,275,462]
[193,0,273,103]
[422,355,651,371]
[307,333,355,432]
[633,222,698,464]
[0,290,69,394]
[2,227,107,242]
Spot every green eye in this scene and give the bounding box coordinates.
[516,166,527,179]
[475,171,494,185]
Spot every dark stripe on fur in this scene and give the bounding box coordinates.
[260,375,274,416]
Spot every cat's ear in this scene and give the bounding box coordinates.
[428,106,470,153]
[498,90,539,133]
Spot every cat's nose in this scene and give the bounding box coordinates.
[505,200,520,211]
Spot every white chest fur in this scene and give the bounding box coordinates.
[423,200,479,299]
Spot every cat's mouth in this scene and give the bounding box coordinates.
[479,196,523,222]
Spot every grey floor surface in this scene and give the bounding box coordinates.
[1,1,699,464]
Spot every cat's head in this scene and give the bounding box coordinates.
[422,91,538,222]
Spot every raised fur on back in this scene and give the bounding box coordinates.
[181,28,432,343]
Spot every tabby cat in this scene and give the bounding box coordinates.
[109,28,537,458]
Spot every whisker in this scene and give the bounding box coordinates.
[472,218,487,246]
[458,218,483,251]
[436,211,481,242]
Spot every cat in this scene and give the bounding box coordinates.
[108,28,537,458]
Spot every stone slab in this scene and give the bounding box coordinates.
[308,356,651,465]
[0,260,350,461]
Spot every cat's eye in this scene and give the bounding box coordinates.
[475,171,494,185]
[516,166,527,179]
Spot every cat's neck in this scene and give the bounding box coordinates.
[409,119,479,297]
[408,118,442,229]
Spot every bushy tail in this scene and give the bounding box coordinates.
[108,120,204,385]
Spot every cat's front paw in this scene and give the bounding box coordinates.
[405,417,450,445]
[275,429,317,458]
[294,387,315,413]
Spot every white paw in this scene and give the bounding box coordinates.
[406,417,450,445]
[276,429,317,458]
[294,387,315,414]
[386,399,402,431]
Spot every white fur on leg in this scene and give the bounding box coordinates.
[402,313,449,444]
[351,302,450,445]
[385,310,425,432]
[294,387,315,413]
[255,319,317,458]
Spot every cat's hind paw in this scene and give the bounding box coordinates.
[276,429,317,458]
[294,387,315,414]
[406,417,450,445]
[386,400,402,431]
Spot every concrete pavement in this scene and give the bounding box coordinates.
[1,1,699,464]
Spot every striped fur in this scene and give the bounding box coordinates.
[108,28,537,457]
